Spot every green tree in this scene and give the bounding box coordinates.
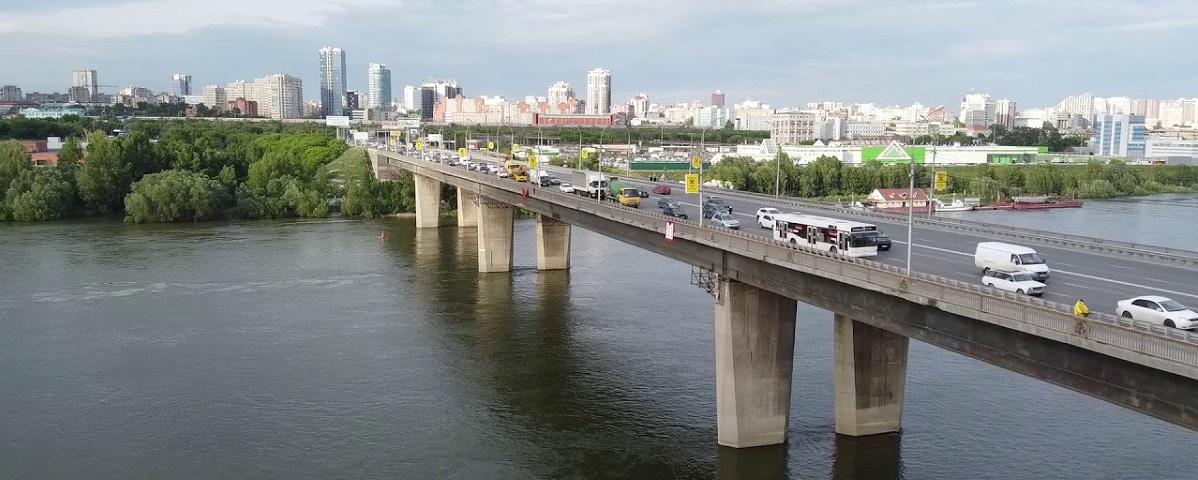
[4,169,74,221]
[124,169,227,223]
[77,132,133,213]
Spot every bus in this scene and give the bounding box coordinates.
[771,213,881,257]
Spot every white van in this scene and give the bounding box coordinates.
[974,242,1050,281]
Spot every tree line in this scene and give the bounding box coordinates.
[706,153,1198,201]
[1,120,417,223]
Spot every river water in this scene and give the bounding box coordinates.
[1,197,1196,479]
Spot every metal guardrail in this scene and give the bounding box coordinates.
[372,149,1198,378]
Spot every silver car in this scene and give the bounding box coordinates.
[710,212,740,230]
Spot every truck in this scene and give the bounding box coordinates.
[583,172,609,199]
[607,178,641,208]
[502,160,529,182]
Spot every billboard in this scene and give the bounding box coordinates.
[325,116,350,128]
[352,131,369,141]
[861,146,927,164]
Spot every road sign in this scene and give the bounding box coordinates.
[487,141,495,151]
[934,170,948,190]
[529,154,539,169]
[685,174,699,194]
[691,155,702,169]
[876,140,912,162]
[665,221,675,241]
[458,147,468,160]
[512,143,520,154]
[416,141,424,151]
[389,138,396,146]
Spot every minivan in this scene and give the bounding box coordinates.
[974,242,1050,281]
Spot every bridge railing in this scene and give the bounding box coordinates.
[376,149,1198,376]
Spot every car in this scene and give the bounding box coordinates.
[702,197,733,218]
[874,233,892,251]
[662,206,688,219]
[980,269,1045,296]
[653,185,672,195]
[547,176,562,185]
[538,175,554,187]
[558,182,575,194]
[1116,296,1198,330]
[497,170,511,178]
[638,190,650,198]
[658,198,681,209]
[756,207,781,229]
[710,212,740,230]
[974,242,1050,281]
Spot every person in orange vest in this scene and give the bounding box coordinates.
[1073,298,1090,318]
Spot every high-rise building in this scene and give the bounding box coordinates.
[630,93,649,118]
[419,85,436,120]
[1055,93,1095,117]
[1092,114,1146,157]
[345,90,361,111]
[202,85,227,112]
[995,99,1017,129]
[959,92,996,133]
[367,63,391,110]
[1106,96,1132,115]
[318,46,347,117]
[423,80,461,101]
[67,86,91,103]
[547,81,575,108]
[403,85,418,111]
[1,85,23,102]
[171,73,192,96]
[72,69,98,98]
[255,74,303,120]
[585,68,611,115]
[770,111,819,145]
[1131,98,1160,119]
[711,90,726,108]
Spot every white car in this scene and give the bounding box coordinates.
[497,170,511,178]
[756,207,781,229]
[710,212,740,230]
[981,269,1045,296]
[559,182,575,194]
[1117,296,1198,330]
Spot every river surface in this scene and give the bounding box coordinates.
[2,196,1197,479]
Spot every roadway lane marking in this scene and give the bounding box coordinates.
[891,240,971,257]
[1052,269,1198,301]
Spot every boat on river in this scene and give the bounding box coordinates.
[932,197,975,212]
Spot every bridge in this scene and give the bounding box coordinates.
[366,147,1198,448]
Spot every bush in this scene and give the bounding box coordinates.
[124,169,228,223]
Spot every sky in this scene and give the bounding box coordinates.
[2,0,1197,109]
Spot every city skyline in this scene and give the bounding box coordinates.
[2,0,1196,108]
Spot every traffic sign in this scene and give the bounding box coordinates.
[691,155,702,169]
[876,140,912,162]
[487,141,495,151]
[416,141,424,152]
[665,221,675,241]
[529,154,539,169]
[511,143,520,154]
[458,147,468,160]
[934,170,948,190]
[685,174,699,194]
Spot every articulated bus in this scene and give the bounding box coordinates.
[771,213,881,257]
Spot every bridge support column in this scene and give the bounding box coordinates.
[477,197,514,273]
[834,313,908,437]
[715,279,798,448]
[456,187,478,228]
[535,215,571,271]
[414,174,442,229]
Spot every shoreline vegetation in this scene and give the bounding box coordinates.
[3,119,1196,223]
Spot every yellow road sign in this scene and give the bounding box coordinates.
[685,174,700,194]
[529,154,539,169]
[512,143,520,154]
[691,155,702,169]
[416,141,423,151]
[934,170,948,190]
[487,141,495,150]
[458,147,468,160]
[389,138,396,146]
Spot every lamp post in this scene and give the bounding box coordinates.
[906,153,915,275]
[698,127,707,228]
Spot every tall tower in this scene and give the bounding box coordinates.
[367,63,391,110]
[72,69,98,98]
[318,46,347,117]
[171,73,192,96]
[711,90,726,108]
[585,68,611,115]
[547,81,575,107]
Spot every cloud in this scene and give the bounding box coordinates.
[0,0,391,38]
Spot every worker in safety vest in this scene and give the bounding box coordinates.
[1073,298,1090,318]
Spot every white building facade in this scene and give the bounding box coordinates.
[585,68,611,115]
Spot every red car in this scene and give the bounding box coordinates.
[653,185,672,195]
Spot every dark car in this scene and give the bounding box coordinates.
[662,206,688,219]
[702,197,733,218]
[874,233,892,251]
[638,189,650,198]
[653,185,672,195]
[538,175,554,187]
[659,198,681,209]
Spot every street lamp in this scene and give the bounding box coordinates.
[906,151,915,275]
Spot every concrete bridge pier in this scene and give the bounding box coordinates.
[456,188,478,228]
[715,278,798,448]
[477,196,514,273]
[414,174,442,229]
[833,313,908,437]
[535,215,571,270]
